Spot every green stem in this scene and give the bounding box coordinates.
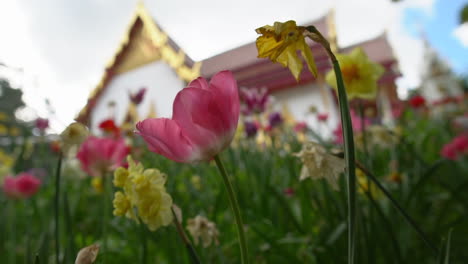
[171,207,201,264]
[356,163,439,256]
[306,26,358,263]
[140,223,148,264]
[330,51,357,264]
[54,152,63,264]
[102,175,111,263]
[359,182,403,263]
[214,155,249,264]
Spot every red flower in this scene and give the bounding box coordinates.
[98,119,120,137]
[409,95,426,108]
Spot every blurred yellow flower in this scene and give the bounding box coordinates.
[60,122,89,153]
[113,167,129,188]
[112,156,173,231]
[186,215,220,248]
[355,125,399,149]
[256,20,317,80]
[326,47,384,100]
[356,169,381,197]
[113,191,132,217]
[91,177,103,193]
[191,175,202,190]
[294,141,345,190]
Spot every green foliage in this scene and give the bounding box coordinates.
[460,4,468,24]
[1,106,468,263]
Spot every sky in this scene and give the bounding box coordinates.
[0,0,467,133]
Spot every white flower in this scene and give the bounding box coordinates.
[294,141,345,190]
[186,215,220,248]
[75,244,99,264]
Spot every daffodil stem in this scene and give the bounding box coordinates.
[332,57,357,264]
[214,155,249,264]
[54,152,63,264]
[171,207,201,264]
[306,26,357,264]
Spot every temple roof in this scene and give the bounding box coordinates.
[76,2,200,123]
[76,4,400,125]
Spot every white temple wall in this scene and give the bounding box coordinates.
[273,83,339,138]
[90,61,185,132]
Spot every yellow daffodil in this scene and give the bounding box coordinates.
[326,47,384,100]
[60,122,89,153]
[112,156,173,231]
[91,177,103,193]
[256,20,317,81]
[356,168,381,197]
[294,141,345,190]
[186,215,220,248]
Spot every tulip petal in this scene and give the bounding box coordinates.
[172,87,225,150]
[135,118,196,163]
[209,71,240,136]
[187,77,209,90]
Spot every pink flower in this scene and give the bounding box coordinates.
[333,110,370,144]
[239,87,271,115]
[136,71,240,163]
[76,136,130,176]
[3,173,41,199]
[35,118,49,132]
[441,134,468,160]
[294,122,308,133]
[283,187,295,197]
[130,87,147,105]
[317,113,329,122]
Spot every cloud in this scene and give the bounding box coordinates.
[453,23,468,47]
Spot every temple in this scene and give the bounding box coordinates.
[76,3,400,135]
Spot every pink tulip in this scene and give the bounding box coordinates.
[35,118,49,132]
[333,110,370,144]
[2,173,41,198]
[3,176,18,198]
[76,136,130,177]
[317,113,329,122]
[136,71,240,163]
[440,134,468,160]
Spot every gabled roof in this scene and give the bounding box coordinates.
[200,11,335,92]
[76,3,200,124]
[199,13,399,94]
[77,5,400,124]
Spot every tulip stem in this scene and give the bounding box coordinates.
[54,152,63,264]
[214,155,249,264]
[306,25,357,264]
